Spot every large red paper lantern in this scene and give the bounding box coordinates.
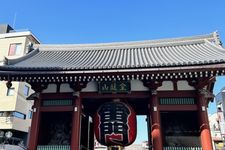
[94,101,136,147]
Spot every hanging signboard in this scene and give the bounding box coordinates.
[98,81,131,93]
[94,102,137,147]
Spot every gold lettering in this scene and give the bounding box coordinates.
[119,83,126,91]
[102,84,109,91]
[110,82,117,91]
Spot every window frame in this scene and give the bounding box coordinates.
[7,87,15,96]
[24,85,30,96]
[28,110,33,119]
[13,111,26,119]
[8,43,22,56]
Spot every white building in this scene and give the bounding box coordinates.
[209,87,225,149]
[0,24,40,147]
[209,113,224,149]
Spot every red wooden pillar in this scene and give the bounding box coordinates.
[198,89,213,150]
[150,89,163,150]
[71,92,82,150]
[28,95,42,150]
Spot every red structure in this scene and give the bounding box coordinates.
[0,32,225,150]
[94,101,136,148]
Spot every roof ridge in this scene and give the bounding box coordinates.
[33,32,219,51]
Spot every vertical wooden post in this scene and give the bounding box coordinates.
[144,81,163,150]
[27,83,47,150]
[28,95,41,150]
[71,92,82,150]
[70,82,87,150]
[150,89,163,150]
[198,89,213,150]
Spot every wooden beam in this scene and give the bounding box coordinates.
[159,105,198,111]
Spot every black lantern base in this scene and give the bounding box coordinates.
[108,145,124,150]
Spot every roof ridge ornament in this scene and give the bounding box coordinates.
[213,31,222,45]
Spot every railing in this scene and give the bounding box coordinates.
[37,145,70,150]
[163,147,202,150]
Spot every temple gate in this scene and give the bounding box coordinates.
[0,32,225,150]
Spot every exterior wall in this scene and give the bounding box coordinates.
[0,31,37,135]
[130,80,148,91]
[42,84,57,93]
[43,80,151,93]
[0,36,27,62]
[157,81,174,91]
[42,80,150,93]
[209,113,224,149]
[17,82,34,111]
[177,80,195,91]
[12,117,31,132]
[82,81,98,92]
[15,82,33,132]
[60,83,73,93]
[214,88,225,149]
[0,117,13,129]
[0,116,31,132]
[216,88,225,118]
[157,80,195,91]
[0,82,33,132]
[0,81,18,111]
[13,80,196,95]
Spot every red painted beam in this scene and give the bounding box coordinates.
[159,105,198,111]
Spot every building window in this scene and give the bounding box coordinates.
[0,112,4,117]
[28,110,32,119]
[8,43,22,56]
[7,88,15,96]
[13,111,26,119]
[24,85,29,96]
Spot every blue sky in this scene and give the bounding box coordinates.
[1,0,225,144]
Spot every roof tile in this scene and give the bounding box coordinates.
[2,32,225,72]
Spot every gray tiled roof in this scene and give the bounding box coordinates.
[3,32,225,72]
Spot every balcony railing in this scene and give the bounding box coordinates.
[37,145,70,150]
[163,147,202,150]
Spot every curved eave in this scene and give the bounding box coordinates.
[0,63,225,83]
